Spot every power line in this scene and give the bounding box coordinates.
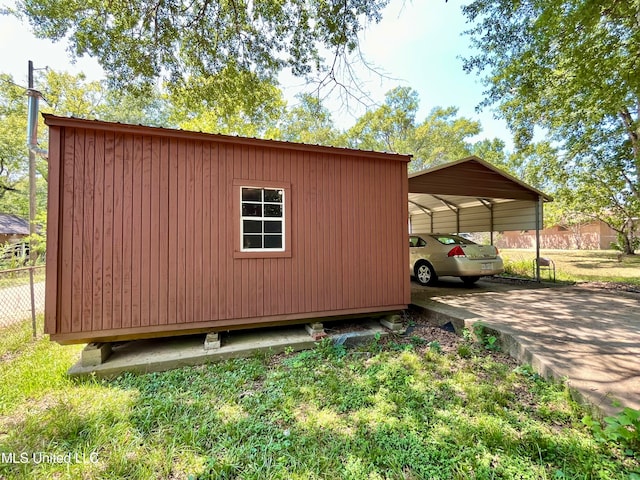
[0,76,27,91]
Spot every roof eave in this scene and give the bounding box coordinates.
[43,114,412,163]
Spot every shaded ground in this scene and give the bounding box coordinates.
[411,277,640,416]
[578,280,640,294]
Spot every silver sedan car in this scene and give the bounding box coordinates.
[410,233,504,286]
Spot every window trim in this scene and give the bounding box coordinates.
[233,179,292,259]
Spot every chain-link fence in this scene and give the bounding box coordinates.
[0,265,46,355]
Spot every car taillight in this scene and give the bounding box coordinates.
[447,246,466,257]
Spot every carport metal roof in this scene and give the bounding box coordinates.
[407,156,552,279]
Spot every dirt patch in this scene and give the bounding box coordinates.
[323,309,512,360]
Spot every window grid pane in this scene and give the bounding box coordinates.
[242,188,262,202]
[243,235,262,249]
[241,187,285,251]
[264,235,282,249]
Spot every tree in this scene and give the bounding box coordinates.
[38,70,104,118]
[278,94,345,146]
[0,69,164,219]
[411,106,491,171]
[462,0,640,253]
[0,74,31,215]
[539,145,640,253]
[37,70,168,126]
[96,85,170,128]
[347,87,506,172]
[10,0,391,110]
[167,71,285,137]
[347,86,418,154]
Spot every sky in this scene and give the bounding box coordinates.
[0,0,512,147]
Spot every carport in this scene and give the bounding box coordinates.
[408,156,552,279]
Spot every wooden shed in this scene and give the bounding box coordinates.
[43,115,410,344]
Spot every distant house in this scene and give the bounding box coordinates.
[496,220,618,250]
[0,213,30,245]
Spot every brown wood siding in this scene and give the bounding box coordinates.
[44,126,61,335]
[44,116,410,344]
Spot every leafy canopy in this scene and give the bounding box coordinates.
[462,0,640,252]
[0,69,170,217]
[278,93,346,147]
[11,0,390,100]
[346,86,506,172]
[462,0,640,148]
[0,74,30,210]
[168,67,285,138]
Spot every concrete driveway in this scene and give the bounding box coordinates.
[411,278,640,417]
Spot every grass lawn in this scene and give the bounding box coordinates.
[500,249,640,286]
[0,266,46,290]
[1,315,638,479]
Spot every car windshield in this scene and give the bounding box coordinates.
[432,235,475,246]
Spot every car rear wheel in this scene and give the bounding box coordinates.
[415,262,437,286]
[461,276,480,286]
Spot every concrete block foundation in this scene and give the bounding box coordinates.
[68,320,388,378]
[305,322,327,340]
[380,314,405,333]
[81,342,113,367]
[204,332,221,350]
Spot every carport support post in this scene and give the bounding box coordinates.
[535,195,542,281]
[490,203,494,245]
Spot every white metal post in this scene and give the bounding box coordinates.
[535,195,542,281]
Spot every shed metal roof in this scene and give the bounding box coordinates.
[43,114,411,163]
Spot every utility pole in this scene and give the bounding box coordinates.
[27,61,37,263]
[26,60,40,338]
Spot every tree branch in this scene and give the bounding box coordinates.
[619,106,639,155]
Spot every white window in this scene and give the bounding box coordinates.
[240,187,285,251]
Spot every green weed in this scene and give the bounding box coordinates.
[502,257,534,278]
[0,334,636,479]
[514,364,543,382]
[473,321,501,352]
[584,407,640,458]
[457,344,473,358]
[0,267,46,289]
[462,327,474,343]
[427,340,442,353]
